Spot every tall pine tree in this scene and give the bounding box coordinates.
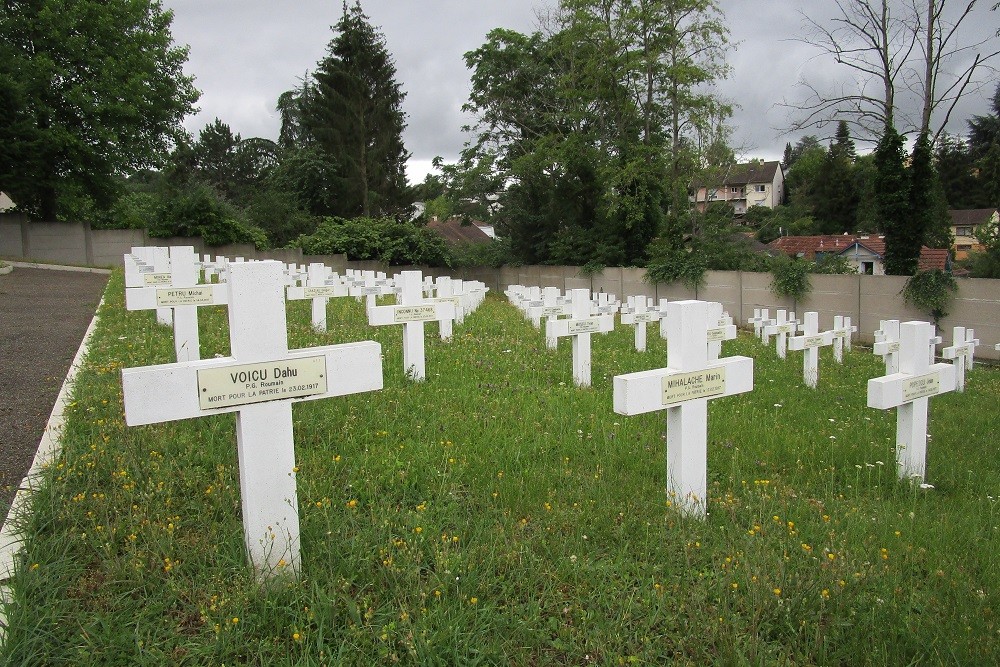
[304,1,410,218]
[814,121,858,234]
[909,131,952,250]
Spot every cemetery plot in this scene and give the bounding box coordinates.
[6,267,1000,666]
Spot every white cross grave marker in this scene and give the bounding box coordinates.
[867,320,957,481]
[286,263,348,332]
[613,300,754,517]
[528,287,568,350]
[763,309,796,359]
[125,246,228,362]
[706,303,737,361]
[546,289,614,387]
[121,261,383,577]
[621,295,660,352]
[788,312,834,388]
[941,326,979,392]
[874,319,901,374]
[748,308,765,339]
[831,315,858,363]
[368,270,456,381]
[429,276,459,341]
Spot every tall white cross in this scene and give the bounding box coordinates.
[831,315,857,363]
[941,326,979,392]
[621,295,660,352]
[747,308,765,339]
[529,287,568,350]
[130,246,174,326]
[121,261,383,578]
[368,271,456,381]
[546,289,614,387]
[429,276,459,341]
[613,300,753,517]
[706,303,737,361]
[788,312,834,388]
[125,246,227,362]
[757,308,772,343]
[874,319,901,374]
[868,320,956,481]
[762,309,796,359]
[286,263,348,332]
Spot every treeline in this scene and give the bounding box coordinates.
[2,1,999,278]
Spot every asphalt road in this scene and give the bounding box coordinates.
[0,265,108,514]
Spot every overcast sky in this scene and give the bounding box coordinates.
[161,0,999,185]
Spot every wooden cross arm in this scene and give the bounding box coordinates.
[122,341,383,426]
[866,363,956,410]
[613,356,753,416]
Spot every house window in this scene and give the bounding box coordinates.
[861,261,874,275]
[755,184,766,193]
[956,226,972,236]
[708,188,718,200]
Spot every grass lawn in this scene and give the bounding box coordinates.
[2,269,999,665]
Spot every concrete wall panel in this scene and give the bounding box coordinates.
[27,222,87,265]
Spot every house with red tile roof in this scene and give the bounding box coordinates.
[949,208,998,260]
[769,234,951,275]
[691,161,785,215]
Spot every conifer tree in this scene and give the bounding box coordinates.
[874,125,917,275]
[909,131,953,250]
[304,1,410,218]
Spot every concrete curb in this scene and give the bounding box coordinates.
[0,299,102,640]
[8,261,111,275]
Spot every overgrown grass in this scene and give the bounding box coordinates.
[3,269,999,665]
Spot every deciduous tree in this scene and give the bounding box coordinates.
[0,0,198,219]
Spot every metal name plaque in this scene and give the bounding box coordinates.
[567,319,601,335]
[156,286,215,307]
[393,305,437,323]
[302,286,341,298]
[661,367,727,406]
[802,335,826,348]
[902,372,940,402]
[706,327,729,342]
[144,272,172,286]
[198,355,327,410]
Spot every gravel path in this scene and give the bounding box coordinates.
[0,265,109,513]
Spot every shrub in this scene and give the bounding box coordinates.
[297,216,451,267]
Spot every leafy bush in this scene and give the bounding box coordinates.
[449,236,515,268]
[149,182,268,249]
[770,256,812,301]
[903,269,957,325]
[297,216,451,267]
[89,192,159,230]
